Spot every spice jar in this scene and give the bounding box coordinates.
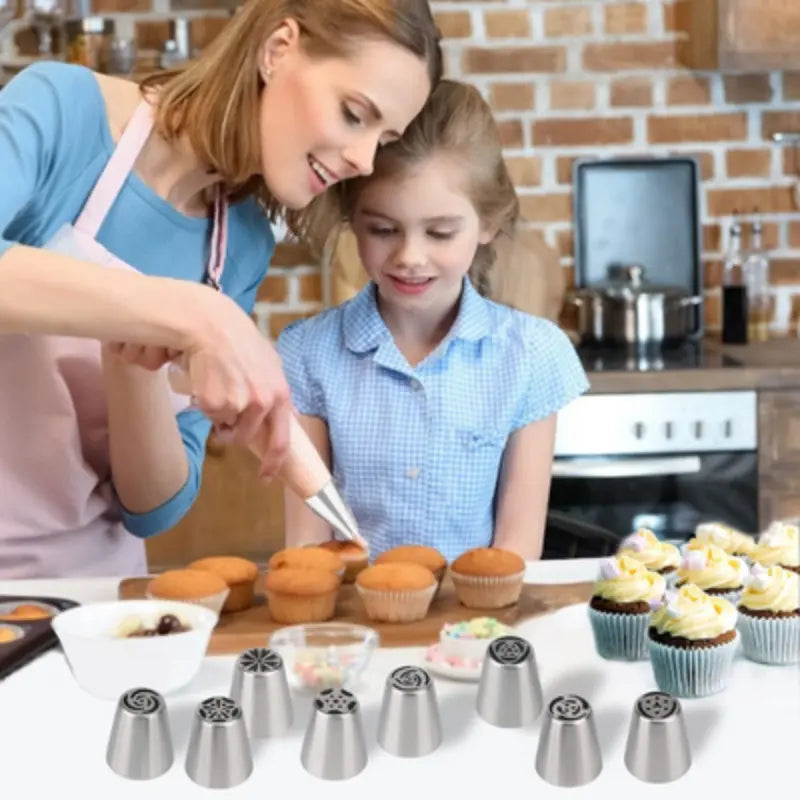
[64,16,114,72]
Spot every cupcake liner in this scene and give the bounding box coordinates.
[737,614,800,665]
[266,589,338,624]
[356,583,436,623]
[647,633,738,698]
[450,570,525,609]
[587,606,650,661]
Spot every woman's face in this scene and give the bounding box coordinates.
[259,22,431,210]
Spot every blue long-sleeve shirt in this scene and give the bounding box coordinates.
[0,61,275,537]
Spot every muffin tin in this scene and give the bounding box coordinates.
[0,595,79,680]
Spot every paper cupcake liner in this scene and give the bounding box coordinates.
[737,614,800,665]
[647,633,738,698]
[587,606,650,661]
[356,583,436,623]
[450,570,525,609]
[266,589,338,624]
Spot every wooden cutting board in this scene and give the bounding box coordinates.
[118,576,593,654]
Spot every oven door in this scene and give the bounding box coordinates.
[548,451,758,544]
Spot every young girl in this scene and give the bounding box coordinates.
[276,80,588,562]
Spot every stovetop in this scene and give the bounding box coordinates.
[576,340,743,373]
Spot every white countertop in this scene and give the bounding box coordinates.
[1,559,796,798]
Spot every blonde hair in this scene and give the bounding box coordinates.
[140,0,441,233]
[330,79,520,292]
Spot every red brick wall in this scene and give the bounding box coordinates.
[14,0,800,336]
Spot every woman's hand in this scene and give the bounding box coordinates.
[106,342,181,371]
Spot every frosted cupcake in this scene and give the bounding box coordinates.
[618,528,680,579]
[588,555,666,661]
[737,564,799,665]
[750,521,800,574]
[676,542,748,605]
[694,521,756,558]
[648,584,738,698]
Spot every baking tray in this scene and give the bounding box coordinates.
[0,595,79,681]
[572,155,703,338]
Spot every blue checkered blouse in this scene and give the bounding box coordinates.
[276,278,589,562]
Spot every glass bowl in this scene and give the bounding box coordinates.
[268,622,379,693]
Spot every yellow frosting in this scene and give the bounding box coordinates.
[650,583,737,639]
[694,522,740,554]
[730,530,757,556]
[618,528,680,571]
[750,521,800,568]
[740,565,800,613]
[678,542,748,590]
[593,554,666,604]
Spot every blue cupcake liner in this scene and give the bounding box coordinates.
[588,606,650,661]
[737,613,800,665]
[647,633,738,698]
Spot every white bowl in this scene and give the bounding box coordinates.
[51,599,217,700]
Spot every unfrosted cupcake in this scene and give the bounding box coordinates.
[618,528,680,579]
[374,545,447,584]
[737,564,799,665]
[750,521,800,574]
[355,563,437,623]
[676,542,748,604]
[449,547,525,609]
[264,567,340,624]
[588,554,666,661]
[268,546,345,581]
[147,569,229,615]
[693,521,755,558]
[648,584,738,698]
[187,556,259,613]
[316,540,369,583]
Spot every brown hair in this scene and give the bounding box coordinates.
[329,79,520,291]
[140,0,442,234]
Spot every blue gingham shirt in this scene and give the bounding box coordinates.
[276,278,589,562]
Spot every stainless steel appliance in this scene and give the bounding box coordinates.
[547,390,758,551]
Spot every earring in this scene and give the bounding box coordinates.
[261,66,273,83]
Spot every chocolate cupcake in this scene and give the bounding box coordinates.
[449,547,525,609]
[737,564,799,665]
[693,521,756,558]
[588,554,666,661]
[618,528,680,580]
[676,542,748,605]
[750,521,800,574]
[648,584,739,698]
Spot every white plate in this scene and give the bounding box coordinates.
[423,643,482,682]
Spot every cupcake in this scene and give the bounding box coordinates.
[588,555,666,661]
[693,521,756,558]
[618,528,680,579]
[750,521,800,574]
[264,567,339,624]
[648,584,738,698]
[737,564,799,665]
[449,547,525,609]
[374,545,447,592]
[676,542,748,604]
[187,556,259,613]
[147,568,229,615]
[316,540,369,583]
[268,546,345,581]
[355,563,436,623]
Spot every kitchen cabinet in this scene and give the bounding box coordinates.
[680,0,800,72]
[144,437,285,572]
[757,389,800,525]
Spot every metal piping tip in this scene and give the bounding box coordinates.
[305,481,364,546]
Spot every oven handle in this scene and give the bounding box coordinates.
[552,455,702,478]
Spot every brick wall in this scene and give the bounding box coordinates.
[11,0,800,336]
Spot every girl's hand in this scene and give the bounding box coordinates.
[105,342,181,371]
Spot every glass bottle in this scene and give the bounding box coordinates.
[721,217,748,344]
[743,217,770,342]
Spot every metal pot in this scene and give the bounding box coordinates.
[568,264,702,346]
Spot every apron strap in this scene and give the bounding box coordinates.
[74,99,230,291]
[74,100,155,240]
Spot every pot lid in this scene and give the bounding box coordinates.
[590,264,691,299]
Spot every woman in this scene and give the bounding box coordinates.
[0,0,441,577]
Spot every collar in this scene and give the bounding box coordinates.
[342,277,493,355]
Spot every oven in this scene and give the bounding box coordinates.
[547,391,758,553]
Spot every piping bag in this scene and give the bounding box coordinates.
[167,364,365,547]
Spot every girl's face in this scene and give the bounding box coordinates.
[352,154,494,318]
[258,21,431,210]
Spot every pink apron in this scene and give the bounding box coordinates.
[0,100,228,578]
